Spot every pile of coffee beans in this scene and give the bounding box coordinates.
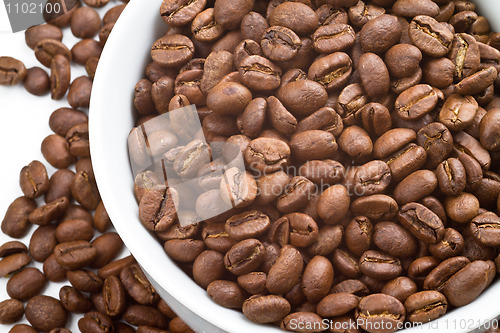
[130,0,500,332]
[0,0,196,332]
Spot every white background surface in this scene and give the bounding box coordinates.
[0,1,129,331]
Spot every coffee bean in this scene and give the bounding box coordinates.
[270,2,318,36]
[54,241,97,270]
[416,122,453,169]
[35,39,71,68]
[214,0,253,30]
[25,24,63,50]
[29,197,69,226]
[59,285,92,313]
[0,241,27,258]
[71,39,103,66]
[70,7,101,38]
[277,79,328,117]
[102,275,126,317]
[394,170,438,205]
[266,245,303,294]
[261,26,301,62]
[29,225,58,262]
[318,184,350,224]
[71,171,100,210]
[245,138,290,173]
[395,84,438,120]
[19,160,49,199]
[469,212,500,247]
[385,44,422,78]
[404,290,447,323]
[358,52,390,98]
[91,233,124,268]
[10,324,37,333]
[479,108,500,151]
[24,67,50,95]
[374,222,417,258]
[444,192,480,223]
[422,57,455,88]
[312,23,355,54]
[436,158,467,196]
[191,8,225,43]
[373,128,416,160]
[50,54,71,100]
[224,238,266,276]
[43,254,68,283]
[193,250,225,288]
[398,202,445,244]
[68,76,92,109]
[67,270,103,293]
[243,295,290,324]
[360,14,401,53]
[1,197,37,238]
[302,255,333,303]
[338,125,373,161]
[382,277,418,303]
[449,33,481,80]
[359,250,402,280]
[290,130,337,161]
[439,94,478,131]
[281,312,324,332]
[120,263,159,305]
[151,34,195,68]
[25,295,67,332]
[351,194,398,221]
[354,160,391,196]
[160,0,206,27]
[356,294,405,333]
[78,311,114,333]
[267,96,297,137]
[207,280,248,309]
[7,267,46,301]
[0,299,24,324]
[206,82,252,116]
[317,292,359,317]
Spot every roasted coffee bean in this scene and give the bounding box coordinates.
[439,94,478,131]
[444,192,480,223]
[7,268,46,301]
[398,202,445,244]
[454,131,491,170]
[237,272,267,296]
[25,24,63,49]
[405,290,447,323]
[344,216,372,257]
[469,212,500,247]
[429,228,465,260]
[49,107,88,137]
[299,159,344,186]
[10,324,38,333]
[207,280,247,309]
[385,44,422,78]
[359,250,402,280]
[449,33,481,80]
[29,225,58,262]
[281,312,324,332]
[338,125,373,161]
[409,15,453,57]
[267,245,303,294]
[318,184,350,224]
[359,102,392,136]
[374,222,417,258]
[24,66,50,95]
[479,108,500,151]
[35,39,71,68]
[97,255,136,280]
[120,263,159,305]
[353,160,391,196]
[54,241,97,270]
[0,253,30,277]
[71,39,102,66]
[266,96,297,137]
[225,211,270,241]
[356,294,405,332]
[351,194,398,221]
[90,233,123,268]
[290,130,337,161]
[0,299,24,324]
[242,295,290,324]
[50,54,71,100]
[224,239,266,276]
[395,84,438,120]
[382,277,418,303]
[312,23,355,54]
[417,122,453,169]
[71,171,100,210]
[19,160,49,199]
[41,137,75,170]
[43,254,68,282]
[308,52,352,92]
[385,143,427,181]
[269,2,318,36]
[25,296,67,332]
[59,285,92,314]
[164,239,205,263]
[245,138,290,173]
[70,7,101,39]
[394,170,438,205]
[206,82,252,116]
[191,8,225,43]
[1,197,37,238]
[138,186,177,232]
[360,14,401,53]
[67,76,92,109]
[103,275,126,316]
[151,34,195,68]
[0,242,27,258]
[358,53,390,98]
[193,250,225,289]
[436,158,466,196]
[374,128,416,160]
[213,0,253,30]
[160,0,206,27]
[261,26,301,62]
[422,57,455,88]
[67,270,103,293]
[78,311,115,333]
[393,0,439,17]
[302,255,334,303]
[277,79,328,117]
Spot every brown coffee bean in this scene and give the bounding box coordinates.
[267,245,303,294]
[59,286,92,314]
[422,57,455,88]
[398,202,445,244]
[25,295,67,332]
[191,8,225,43]
[278,79,328,117]
[439,94,478,131]
[206,82,252,116]
[243,295,290,324]
[25,24,63,49]
[312,23,355,54]
[373,128,416,160]
[237,272,267,295]
[318,184,350,224]
[54,241,97,270]
[207,280,247,309]
[10,324,38,333]
[49,107,88,137]
[385,44,422,78]
[416,122,453,169]
[67,270,103,293]
[70,7,101,39]
[224,238,266,276]
[479,108,500,151]
[138,186,177,232]
[78,311,115,333]
[0,241,27,258]
[385,143,427,182]
[436,158,467,196]
[449,33,481,80]
[382,277,418,303]
[71,39,103,65]
[120,263,159,305]
[0,299,24,324]
[193,250,225,289]
[405,290,447,323]
[469,212,500,247]
[394,170,438,205]
[302,256,334,303]
[151,34,195,68]
[428,228,464,260]
[359,250,402,280]
[358,102,392,137]
[374,222,417,258]
[29,197,69,226]
[71,171,100,210]
[344,217,372,257]
[92,202,111,233]
[85,56,99,79]
[261,26,301,62]
[43,254,68,282]
[351,194,398,221]
[164,239,205,263]
[0,253,30,278]
[395,84,438,120]
[454,131,491,170]
[213,0,253,30]
[67,76,92,109]
[224,211,270,241]
[50,54,71,100]
[19,160,49,199]
[360,14,401,53]
[393,0,439,17]
[290,130,337,161]
[308,52,352,92]
[35,39,71,68]
[1,197,37,238]
[358,53,390,98]
[6,268,46,301]
[24,67,50,95]
[160,0,206,27]
[317,293,360,317]
[270,2,318,36]
[353,160,391,196]
[245,138,290,173]
[281,312,324,332]
[133,79,155,115]
[444,192,479,223]
[338,125,373,161]
[29,225,57,262]
[356,294,405,332]
[298,159,344,186]
[102,275,127,317]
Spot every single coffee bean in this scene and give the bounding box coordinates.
[444,192,480,223]
[358,52,390,98]
[469,212,500,247]
[373,128,416,160]
[160,0,206,27]
[71,39,102,66]
[67,76,93,109]
[243,295,291,324]
[353,160,391,196]
[90,233,124,269]
[71,171,100,210]
[267,96,297,137]
[174,68,205,106]
[151,34,195,68]
[454,131,491,170]
[267,245,303,295]
[277,79,328,117]
[25,295,67,332]
[351,194,399,221]
[290,130,337,161]
[318,184,350,224]
[50,54,71,100]
[78,311,115,333]
[398,202,445,243]
[191,8,225,43]
[35,39,71,68]
[49,107,88,137]
[374,222,417,258]
[224,239,266,276]
[409,15,453,57]
[302,256,334,303]
[404,290,447,323]
[1,197,37,238]
[312,23,355,54]
[344,216,372,257]
[308,52,352,92]
[193,250,225,288]
[299,159,344,186]
[359,102,392,136]
[70,7,101,39]
[225,211,270,241]
[207,280,248,309]
[93,202,111,233]
[360,14,401,53]
[429,228,464,260]
[355,294,405,333]
[10,324,37,333]
[29,196,69,226]
[394,170,438,205]
[359,250,402,280]
[237,272,267,295]
[213,0,253,30]
[24,66,50,95]
[338,125,373,161]
[43,254,68,282]
[281,312,324,332]
[261,26,301,62]
[448,33,481,80]
[269,2,318,36]
[245,138,290,173]
[164,239,205,263]
[385,143,427,182]
[416,122,453,169]
[385,44,422,78]
[206,82,252,116]
[103,275,127,316]
[29,225,58,262]
[7,268,46,301]
[0,253,30,277]
[59,286,92,314]
[479,108,500,151]
[0,299,24,324]
[436,158,466,196]
[382,277,418,303]
[25,24,63,49]
[19,160,49,199]
[393,0,439,18]
[97,256,136,280]
[439,94,478,131]
[395,84,438,120]
[120,263,159,305]
[67,270,103,293]
[54,241,97,270]
[422,57,455,88]
[349,1,385,28]
[0,241,27,257]
[443,260,495,307]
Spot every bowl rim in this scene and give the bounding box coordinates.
[89,0,500,332]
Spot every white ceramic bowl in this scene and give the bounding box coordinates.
[90,1,500,332]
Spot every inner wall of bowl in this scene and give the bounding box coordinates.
[89,0,500,332]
